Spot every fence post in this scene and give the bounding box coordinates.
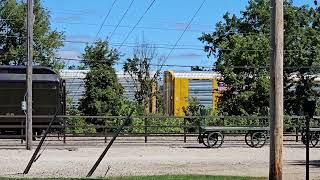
[21,120,24,144]
[144,118,148,143]
[63,132,66,144]
[104,122,107,143]
[183,118,187,143]
[63,119,66,144]
[295,118,299,142]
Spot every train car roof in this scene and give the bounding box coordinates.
[0,65,57,74]
[166,71,222,79]
[0,65,60,82]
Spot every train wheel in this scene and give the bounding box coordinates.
[245,131,254,147]
[207,132,224,148]
[251,131,267,148]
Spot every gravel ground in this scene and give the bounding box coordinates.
[0,137,319,180]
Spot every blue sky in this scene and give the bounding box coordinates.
[41,0,315,71]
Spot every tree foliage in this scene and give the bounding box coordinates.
[199,0,320,116]
[0,0,64,70]
[65,97,96,135]
[123,39,164,113]
[79,40,123,124]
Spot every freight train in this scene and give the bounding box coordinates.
[0,67,229,138]
[0,65,66,137]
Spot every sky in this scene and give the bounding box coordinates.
[41,0,315,71]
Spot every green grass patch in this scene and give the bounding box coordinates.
[109,175,265,180]
[0,175,265,180]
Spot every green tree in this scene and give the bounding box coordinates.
[0,0,64,70]
[65,97,96,134]
[199,0,320,116]
[123,39,164,114]
[79,40,123,124]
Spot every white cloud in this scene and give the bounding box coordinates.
[57,50,82,60]
[66,35,94,43]
[168,52,205,59]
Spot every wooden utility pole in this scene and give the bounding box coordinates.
[269,0,284,179]
[26,0,34,150]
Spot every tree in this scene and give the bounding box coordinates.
[79,40,123,124]
[65,97,96,134]
[199,0,320,116]
[191,66,210,71]
[0,0,64,70]
[123,38,164,114]
[68,64,86,70]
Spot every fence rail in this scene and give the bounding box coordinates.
[0,115,319,144]
[1,115,320,118]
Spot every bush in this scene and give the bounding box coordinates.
[128,117,182,134]
[65,108,96,134]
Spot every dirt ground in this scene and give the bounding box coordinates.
[0,137,319,180]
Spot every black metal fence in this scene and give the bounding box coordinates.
[0,115,319,144]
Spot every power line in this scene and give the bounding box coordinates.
[153,0,207,76]
[112,43,203,50]
[57,57,320,70]
[164,0,206,60]
[46,8,215,26]
[2,38,320,53]
[109,0,135,40]
[3,31,320,46]
[63,40,204,49]
[118,0,157,49]
[95,0,118,39]
[64,40,204,48]
[2,34,317,52]
[59,57,211,68]
[1,17,212,33]
[54,22,208,33]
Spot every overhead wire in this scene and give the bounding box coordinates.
[53,21,209,33]
[56,57,320,70]
[108,0,135,40]
[1,17,212,33]
[3,52,320,70]
[67,0,157,103]
[58,6,92,99]
[38,9,216,27]
[165,0,206,60]
[154,0,207,76]
[117,0,157,49]
[95,0,118,39]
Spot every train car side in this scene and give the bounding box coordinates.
[0,66,66,137]
[163,71,223,116]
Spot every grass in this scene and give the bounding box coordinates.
[107,175,265,180]
[0,175,266,180]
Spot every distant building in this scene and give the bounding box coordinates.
[59,70,136,107]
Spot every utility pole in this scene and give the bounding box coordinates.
[26,0,34,150]
[269,0,284,179]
